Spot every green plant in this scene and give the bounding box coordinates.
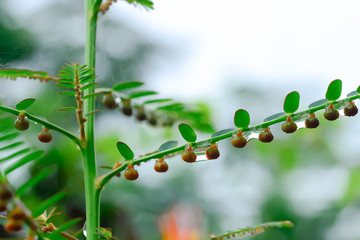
[1,1,360,240]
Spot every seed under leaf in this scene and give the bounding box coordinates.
[38,129,52,143]
[206,145,220,160]
[136,107,147,121]
[281,118,297,134]
[121,99,132,116]
[124,166,139,181]
[4,220,22,232]
[258,129,274,143]
[231,134,247,148]
[154,159,169,172]
[182,149,197,163]
[0,184,13,201]
[324,106,339,121]
[102,93,118,109]
[305,114,320,128]
[344,102,358,117]
[14,115,29,131]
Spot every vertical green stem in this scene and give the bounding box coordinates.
[83,0,102,239]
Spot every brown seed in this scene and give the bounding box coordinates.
[231,135,247,148]
[305,115,320,129]
[102,94,118,109]
[344,103,358,117]
[4,220,22,232]
[258,129,274,143]
[136,107,147,121]
[281,120,297,134]
[14,116,29,131]
[0,184,13,201]
[324,107,339,121]
[182,149,197,163]
[206,146,220,160]
[154,160,169,172]
[121,99,132,116]
[10,206,27,221]
[38,130,52,143]
[124,168,139,181]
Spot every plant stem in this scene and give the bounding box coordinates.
[83,0,102,239]
[0,105,80,145]
[97,94,360,188]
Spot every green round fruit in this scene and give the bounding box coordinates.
[38,130,52,143]
[124,168,139,181]
[14,116,29,131]
[324,108,339,121]
[154,160,168,172]
[305,116,320,128]
[206,147,220,160]
[344,104,358,117]
[281,120,297,134]
[258,130,274,143]
[182,149,197,163]
[102,94,118,109]
[231,135,247,148]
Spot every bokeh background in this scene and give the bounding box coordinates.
[1,0,360,239]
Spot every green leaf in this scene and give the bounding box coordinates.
[0,148,31,162]
[57,74,74,80]
[33,192,67,217]
[144,99,172,104]
[326,79,342,101]
[57,82,75,88]
[79,75,96,84]
[116,141,134,160]
[80,82,98,91]
[129,91,157,99]
[283,91,300,113]
[347,91,359,97]
[178,123,197,142]
[85,109,102,116]
[157,103,184,111]
[159,140,178,152]
[0,69,55,81]
[47,218,82,239]
[263,112,286,122]
[5,150,44,175]
[57,107,76,112]
[234,109,250,128]
[0,142,24,151]
[57,91,75,96]
[0,132,19,142]
[16,98,36,110]
[112,81,144,91]
[83,92,102,100]
[211,129,234,138]
[308,99,328,108]
[357,85,360,93]
[17,169,53,196]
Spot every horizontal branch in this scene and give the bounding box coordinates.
[0,105,81,146]
[97,93,360,189]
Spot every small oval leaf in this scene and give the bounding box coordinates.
[326,79,342,101]
[16,98,36,110]
[144,99,173,104]
[116,141,134,160]
[57,91,76,96]
[357,85,360,93]
[283,91,300,113]
[129,91,157,99]
[159,140,178,152]
[234,109,250,128]
[85,109,102,116]
[112,81,144,91]
[347,91,359,97]
[308,99,328,108]
[263,112,286,122]
[211,128,235,138]
[178,123,197,142]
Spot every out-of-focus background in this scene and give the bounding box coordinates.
[1,0,360,239]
